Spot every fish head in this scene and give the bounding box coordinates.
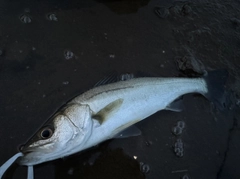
[18,104,93,166]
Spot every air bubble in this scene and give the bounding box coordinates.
[64,50,74,60]
[19,14,32,23]
[140,162,150,174]
[47,13,58,21]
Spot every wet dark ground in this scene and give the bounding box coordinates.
[0,0,240,178]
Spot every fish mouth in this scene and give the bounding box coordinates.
[18,144,33,154]
[17,148,43,166]
[18,144,44,155]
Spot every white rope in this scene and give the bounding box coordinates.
[27,166,34,179]
[0,152,23,178]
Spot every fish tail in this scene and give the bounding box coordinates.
[203,69,228,110]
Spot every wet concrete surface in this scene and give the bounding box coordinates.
[0,0,240,178]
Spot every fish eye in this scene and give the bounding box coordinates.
[40,127,53,139]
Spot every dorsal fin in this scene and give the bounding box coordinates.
[94,73,134,87]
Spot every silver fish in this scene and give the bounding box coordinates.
[0,70,227,179]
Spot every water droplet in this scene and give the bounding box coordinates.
[88,152,101,165]
[174,149,184,157]
[173,139,184,157]
[0,49,4,56]
[172,121,186,136]
[172,126,183,136]
[182,174,190,179]
[140,162,150,174]
[236,98,240,106]
[174,147,183,153]
[175,139,184,148]
[67,168,74,175]
[155,7,169,19]
[24,8,30,13]
[19,14,32,24]
[47,13,58,21]
[62,81,69,85]
[182,4,192,16]
[64,50,74,60]
[145,140,153,146]
[177,121,185,129]
[109,54,115,58]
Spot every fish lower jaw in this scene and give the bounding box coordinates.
[18,159,36,166]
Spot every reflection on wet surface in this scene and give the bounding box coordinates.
[0,0,240,178]
[55,147,145,179]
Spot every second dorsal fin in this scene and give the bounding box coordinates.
[94,73,134,87]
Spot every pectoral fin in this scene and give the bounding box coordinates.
[93,99,124,124]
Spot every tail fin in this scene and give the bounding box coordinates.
[203,69,228,110]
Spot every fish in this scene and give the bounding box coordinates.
[0,70,228,179]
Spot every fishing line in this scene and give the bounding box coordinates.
[0,152,23,178]
[27,165,34,179]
